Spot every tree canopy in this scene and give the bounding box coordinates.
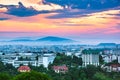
[12,71,51,80]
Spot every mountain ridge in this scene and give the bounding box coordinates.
[11,36,75,43]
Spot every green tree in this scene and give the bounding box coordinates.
[99,55,104,64]
[0,73,11,80]
[72,55,82,66]
[2,53,5,55]
[12,71,51,80]
[5,63,18,75]
[93,72,112,80]
[30,65,47,73]
[0,61,5,72]
[18,57,23,61]
[85,65,98,79]
[0,61,18,75]
[79,69,87,80]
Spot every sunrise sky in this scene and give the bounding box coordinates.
[0,0,120,44]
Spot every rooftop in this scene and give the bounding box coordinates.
[18,66,31,71]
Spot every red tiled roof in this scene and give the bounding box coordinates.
[53,65,68,71]
[110,64,120,68]
[18,66,31,71]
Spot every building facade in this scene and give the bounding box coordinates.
[82,49,99,67]
[38,54,55,67]
[1,53,56,68]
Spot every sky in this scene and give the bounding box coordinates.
[0,0,120,44]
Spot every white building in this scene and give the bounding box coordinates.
[103,55,111,63]
[103,54,118,63]
[65,52,73,56]
[18,53,33,56]
[74,52,82,57]
[38,54,55,67]
[2,59,14,65]
[0,52,3,55]
[118,56,120,63]
[82,50,99,67]
[1,53,56,68]
[2,58,37,68]
[13,60,37,68]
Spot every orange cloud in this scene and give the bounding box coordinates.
[0,0,63,11]
[0,8,7,12]
[0,9,120,37]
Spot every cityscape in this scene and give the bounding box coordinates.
[0,0,120,80]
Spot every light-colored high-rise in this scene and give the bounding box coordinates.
[82,49,99,67]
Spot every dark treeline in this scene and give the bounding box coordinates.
[0,53,120,80]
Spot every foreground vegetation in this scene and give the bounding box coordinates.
[0,53,120,80]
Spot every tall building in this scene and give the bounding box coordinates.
[38,54,55,67]
[82,49,99,67]
[118,56,120,63]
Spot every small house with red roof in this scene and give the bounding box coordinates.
[18,66,31,72]
[109,64,120,72]
[53,65,68,73]
[103,63,120,72]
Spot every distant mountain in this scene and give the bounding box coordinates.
[11,36,75,43]
[98,43,116,46]
[98,43,117,48]
[11,39,33,42]
[36,36,75,42]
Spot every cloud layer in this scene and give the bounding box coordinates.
[45,0,120,9]
[0,0,120,44]
[3,2,40,17]
[0,1,62,17]
[0,0,120,17]
[0,18,9,20]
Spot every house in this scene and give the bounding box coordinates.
[103,63,120,72]
[110,64,120,72]
[53,65,68,73]
[18,66,31,72]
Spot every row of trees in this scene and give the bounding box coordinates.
[1,64,120,80]
[53,53,82,66]
[0,52,120,80]
[0,61,50,80]
[0,61,18,76]
[0,71,51,80]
